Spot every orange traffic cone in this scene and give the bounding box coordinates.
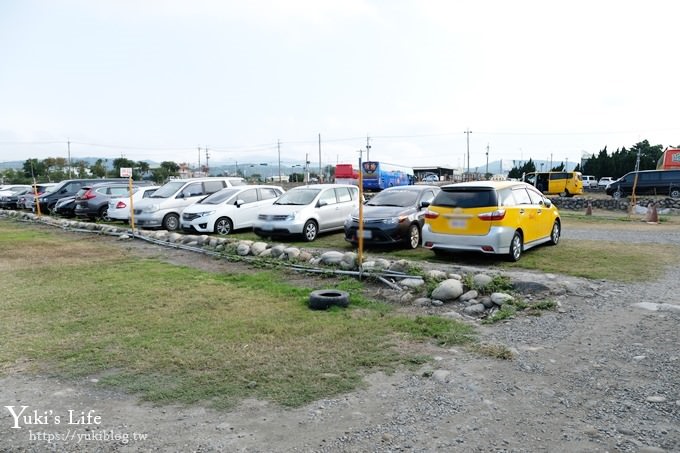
[644,202,659,224]
[585,201,592,216]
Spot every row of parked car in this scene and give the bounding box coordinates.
[2,177,563,261]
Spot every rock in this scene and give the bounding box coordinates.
[441,311,464,320]
[259,249,273,258]
[208,238,218,248]
[320,251,344,265]
[401,278,425,289]
[431,279,464,301]
[473,273,493,288]
[413,298,432,306]
[479,296,494,308]
[117,233,130,240]
[298,251,313,262]
[284,247,300,260]
[389,259,411,273]
[250,242,268,255]
[463,303,486,316]
[646,395,667,403]
[156,231,169,242]
[236,243,250,256]
[374,258,391,269]
[342,252,357,266]
[432,370,451,383]
[198,235,210,245]
[431,299,444,306]
[270,245,286,258]
[459,290,478,302]
[182,235,198,244]
[447,273,462,280]
[490,292,514,306]
[425,270,448,281]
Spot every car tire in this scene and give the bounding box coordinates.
[98,206,109,221]
[670,188,680,199]
[613,189,624,200]
[549,220,560,245]
[406,224,420,249]
[308,290,350,310]
[507,231,523,262]
[303,220,318,242]
[162,213,180,231]
[215,217,233,235]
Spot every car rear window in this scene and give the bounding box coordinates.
[432,188,498,208]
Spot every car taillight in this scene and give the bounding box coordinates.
[81,190,96,200]
[477,209,506,221]
[116,201,127,209]
[424,210,439,219]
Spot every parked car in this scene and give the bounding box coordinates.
[17,183,57,209]
[582,175,597,189]
[421,173,439,183]
[598,177,615,187]
[107,185,160,222]
[253,184,360,241]
[74,181,153,220]
[422,180,561,261]
[605,169,680,199]
[0,185,31,197]
[344,185,439,249]
[36,178,128,214]
[52,196,77,218]
[134,177,245,231]
[0,187,32,209]
[181,185,284,235]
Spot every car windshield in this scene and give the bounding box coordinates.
[366,190,418,207]
[274,188,320,205]
[150,181,185,198]
[75,187,90,197]
[199,188,240,205]
[433,188,498,208]
[41,186,58,194]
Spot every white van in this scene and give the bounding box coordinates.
[133,177,245,230]
[582,175,597,189]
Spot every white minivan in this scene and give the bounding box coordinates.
[582,175,597,189]
[133,177,245,231]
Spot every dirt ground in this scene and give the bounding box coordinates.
[1,225,679,452]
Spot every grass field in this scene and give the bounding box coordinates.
[0,221,475,409]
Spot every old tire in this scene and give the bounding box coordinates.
[670,188,680,199]
[163,213,180,231]
[612,189,624,200]
[406,224,420,249]
[215,217,233,235]
[303,220,318,242]
[308,290,350,310]
[507,231,523,262]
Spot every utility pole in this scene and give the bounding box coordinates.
[197,147,201,175]
[67,139,72,178]
[305,153,310,184]
[318,133,322,182]
[205,147,209,175]
[277,139,281,183]
[550,153,553,170]
[485,143,489,177]
[366,136,371,161]
[464,129,472,181]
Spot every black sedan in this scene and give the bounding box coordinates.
[344,185,440,249]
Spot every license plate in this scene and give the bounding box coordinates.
[360,230,372,239]
[450,219,467,228]
[261,223,273,231]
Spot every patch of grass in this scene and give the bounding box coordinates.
[469,343,514,360]
[0,220,475,409]
[500,238,678,282]
[482,305,517,324]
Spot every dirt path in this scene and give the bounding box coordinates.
[1,228,679,452]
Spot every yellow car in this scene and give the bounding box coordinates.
[422,180,561,261]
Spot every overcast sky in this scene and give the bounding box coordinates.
[1,0,678,171]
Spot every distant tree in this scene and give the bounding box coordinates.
[507,158,536,179]
[573,163,581,172]
[137,161,150,175]
[151,161,180,183]
[22,159,46,179]
[551,162,565,171]
[91,159,106,178]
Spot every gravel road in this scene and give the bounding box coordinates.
[1,220,678,452]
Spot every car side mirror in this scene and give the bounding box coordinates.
[420,201,431,208]
[318,200,328,207]
[542,199,552,208]
[176,193,184,199]
[235,199,244,207]
[60,188,67,194]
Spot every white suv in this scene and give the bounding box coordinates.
[582,175,597,189]
[598,177,615,188]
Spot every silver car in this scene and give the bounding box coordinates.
[253,184,360,241]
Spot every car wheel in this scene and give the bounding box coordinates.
[549,220,560,245]
[508,231,523,262]
[612,189,624,199]
[98,206,109,221]
[162,213,180,231]
[559,190,568,197]
[406,224,420,249]
[215,217,233,235]
[308,290,350,310]
[303,220,318,242]
[670,188,680,199]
